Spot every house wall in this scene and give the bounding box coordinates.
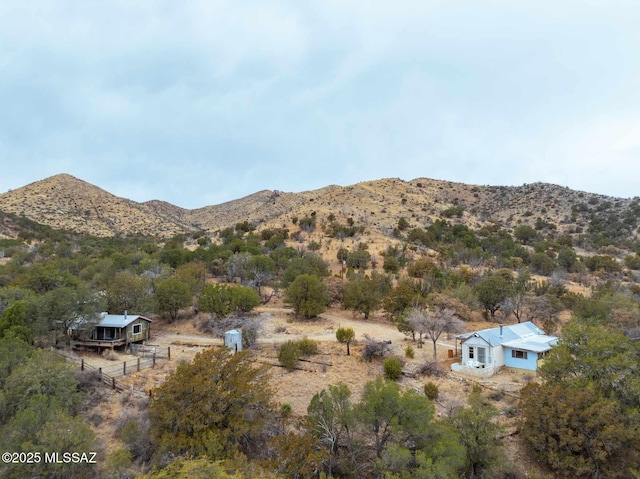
[126,320,150,343]
[503,347,538,371]
[461,337,501,374]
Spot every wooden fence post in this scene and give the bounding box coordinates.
[81,359,84,371]
[167,346,171,360]
[137,357,140,372]
[152,352,156,367]
[123,361,127,376]
[112,377,116,390]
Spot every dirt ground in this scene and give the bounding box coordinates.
[80,303,545,477]
[81,303,537,412]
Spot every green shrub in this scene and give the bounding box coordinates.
[423,381,439,400]
[405,345,415,359]
[624,253,640,270]
[278,341,301,371]
[383,357,403,380]
[488,390,504,402]
[297,338,318,356]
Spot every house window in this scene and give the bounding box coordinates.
[468,347,474,359]
[511,349,528,360]
[133,324,142,335]
[477,347,486,363]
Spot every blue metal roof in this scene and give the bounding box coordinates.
[458,321,553,347]
[502,335,557,353]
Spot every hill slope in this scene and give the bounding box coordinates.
[0,174,190,237]
[0,174,638,241]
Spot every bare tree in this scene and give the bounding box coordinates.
[523,295,560,334]
[408,306,465,361]
[501,292,524,322]
[226,252,252,282]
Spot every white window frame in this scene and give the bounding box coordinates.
[477,347,486,363]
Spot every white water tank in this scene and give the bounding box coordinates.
[224,329,242,353]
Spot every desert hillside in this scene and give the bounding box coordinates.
[0,173,638,242]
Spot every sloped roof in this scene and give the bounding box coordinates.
[97,313,152,328]
[502,334,557,353]
[458,321,555,348]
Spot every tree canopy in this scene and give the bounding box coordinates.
[284,274,329,318]
[149,347,274,460]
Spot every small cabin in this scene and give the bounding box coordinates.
[72,312,152,350]
[451,321,557,378]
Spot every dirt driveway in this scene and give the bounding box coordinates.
[257,307,404,342]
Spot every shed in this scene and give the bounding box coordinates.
[224,329,242,353]
[71,312,152,350]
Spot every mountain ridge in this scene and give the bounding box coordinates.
[0,173,638,240]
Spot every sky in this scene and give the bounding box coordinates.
[1,1,639,209]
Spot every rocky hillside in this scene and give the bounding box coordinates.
[0,173,638,242]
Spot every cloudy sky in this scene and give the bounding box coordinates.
[1,1,639,209]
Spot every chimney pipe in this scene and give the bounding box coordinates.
[500,323,503,337]
[124,310,127,320]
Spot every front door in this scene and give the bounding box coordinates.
[477,347,486,364]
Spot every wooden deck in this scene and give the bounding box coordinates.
[71,338,126,349]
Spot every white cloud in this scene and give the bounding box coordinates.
[1,1,640,206]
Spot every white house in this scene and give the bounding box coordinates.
[451,321,557,378]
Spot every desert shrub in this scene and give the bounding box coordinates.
[423,381,439,400]
[87,413,103,427]
[241,322,259,349]
[361,335,390,362]
[405,345,415,359]
[102,349,118,361]
[308,240,321,251]
[278,340,301,371]
[383,357,403,380]
[504,406,518,418]
[116,416,154,462]
[488,390,504,402]
[197,317,216,335]
[104,447,133,479]
[624,253,640,270]
[447,284,478,312]
[297,337,318,356]
[75,369,102,392]
[442,206,464,218]
[383,255,401,273]
[198,316,261,349]
[417,360,447,378]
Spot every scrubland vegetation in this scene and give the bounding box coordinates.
[1,187,640,478]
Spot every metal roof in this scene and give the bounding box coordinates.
[502,334,557,353]
[97,313,152,328]
[458,321,554,347]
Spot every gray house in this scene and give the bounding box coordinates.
[451,321,557,377]
[72,312,152,350]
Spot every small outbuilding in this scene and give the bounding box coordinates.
[71,312,152,350]
[224,329,242,353]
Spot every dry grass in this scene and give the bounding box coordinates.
[71,303,548,477]
[2,173,636,241]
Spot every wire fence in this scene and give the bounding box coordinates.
[53,346,171,392]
